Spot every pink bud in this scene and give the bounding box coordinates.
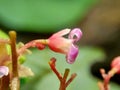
[111,56,120,74]
[35,42,46,50]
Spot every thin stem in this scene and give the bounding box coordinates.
[0,75,10,90]
[63,69,70,82]
[17,39,47,55]
[99,68,117,90]
[103,69,116,90]
[49,58,62,81]
[66,73,77,87]
[9,31,18,77]
[49,58,77,90]
[59,83,66,90]
[59,69,70,90]
[9,31,20,90]
[103,76,110,90]
[0,78,1,89]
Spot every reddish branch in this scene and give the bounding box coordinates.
[49,57,77,90]
[98,68,117,90]
[9,31,20,90]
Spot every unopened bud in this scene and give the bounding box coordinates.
[111,56,120,74]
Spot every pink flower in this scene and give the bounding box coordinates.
[0,66,9,78]
[18,28,82,64]
[47,28,82,64]
[111,56,120,74]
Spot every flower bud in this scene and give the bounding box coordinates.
[111,56,120,74]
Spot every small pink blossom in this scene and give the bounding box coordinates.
[47,28,82,64]
[0,66,9,78]
[111,56,120,74]
[18,28,82,64]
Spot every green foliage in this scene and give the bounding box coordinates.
[0,30,9,39]
[0,0,98,32]
[0,30,11,55]
[18,55,26,64]
[21,47,120,90]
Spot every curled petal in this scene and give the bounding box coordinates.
[66,44,79,64]
[0,66,9,78]
[50,29,70,38]
[69,28,82,42]
[47,28,82,64]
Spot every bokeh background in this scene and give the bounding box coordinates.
[0,0,120,90]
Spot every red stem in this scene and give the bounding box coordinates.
[0,75,10,90]
[59,69,70,90]
[66,73,77,87]
[103,76,110,90]
[49,58,62,81]
[99,68,115,90]
[49,58,77,90]
[17,39,46,55]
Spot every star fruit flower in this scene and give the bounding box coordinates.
[47,28,82,64]
[18,28,82,64]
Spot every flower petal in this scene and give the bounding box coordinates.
[66,44,79,64]
[0,66,9,78]
[69,28,82,42]
[111,56,120,74]
[50,29,70,38]
[48,37,72,54]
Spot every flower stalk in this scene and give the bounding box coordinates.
[98,68,110,90]
[9,31,20,90]
[49,58,77,90]
[17,39,46,55]
[18,28,82,64]
[0,75,10,90]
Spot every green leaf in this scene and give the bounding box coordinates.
[0,30,10,61]
[21,46,120,90]
[0,30,11,55]
[0,30,9,39]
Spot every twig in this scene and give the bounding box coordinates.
[9,31,20,90]
[49,57,77,90]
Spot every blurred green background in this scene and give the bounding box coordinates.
[0,0,97,33]
[0,0,120,90]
